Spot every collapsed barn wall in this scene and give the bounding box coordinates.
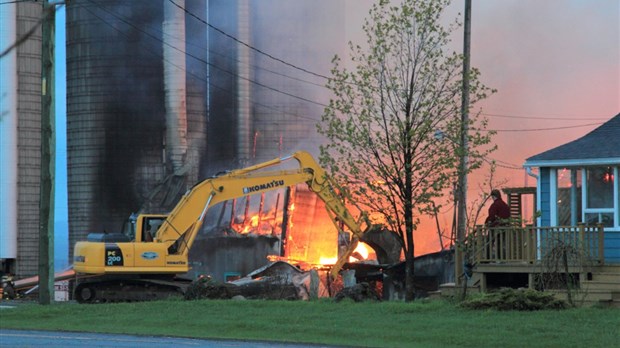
[187,236,279,282]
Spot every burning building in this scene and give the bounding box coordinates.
[64,0,356,281]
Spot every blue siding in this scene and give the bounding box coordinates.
[533,167,619,263]
[540,168,551,227]
[604,231,620,264]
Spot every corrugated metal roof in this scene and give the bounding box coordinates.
[524,113,620,167]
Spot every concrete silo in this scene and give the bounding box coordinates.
[65,0,206,255]
[0,2,44,278]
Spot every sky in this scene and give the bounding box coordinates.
[50,0,619,264]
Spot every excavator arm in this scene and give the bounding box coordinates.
[155,151,367,278]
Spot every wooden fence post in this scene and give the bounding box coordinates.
[578,223,586,260]
[597,224,605,265]
[475,225,483,263]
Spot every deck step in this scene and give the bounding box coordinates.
[568,299,620,308]
[590,272,620,283]
[549,289,613,303]
[581,280,620,292]
[436,283,481,297]
[590,265,620,275]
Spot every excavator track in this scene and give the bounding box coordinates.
[74,276,191,303]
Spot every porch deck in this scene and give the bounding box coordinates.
[462,224,619,307]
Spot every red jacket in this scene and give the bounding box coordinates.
[485,198,510,227]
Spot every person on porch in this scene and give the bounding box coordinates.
[485,189,510,227]
[485,189,511,260]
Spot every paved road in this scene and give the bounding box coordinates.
[0,329,336,348]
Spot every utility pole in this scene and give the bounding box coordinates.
[39,0,56,305]
[456,0,471,289]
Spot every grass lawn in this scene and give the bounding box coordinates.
[0,298,618,347]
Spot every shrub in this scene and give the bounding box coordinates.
[459,288,567,311]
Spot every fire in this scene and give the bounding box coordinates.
[238,214,260,234]
[319,256,337,265]
[225,185,376,268]
[351,242,370,260]
[318,242,372,265]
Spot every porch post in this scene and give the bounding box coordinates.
[526,225,535,263]
[475,225,483,263]
[597,224,604,265]
[578,223,586,259]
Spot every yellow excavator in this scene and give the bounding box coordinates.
[72,151,376,303]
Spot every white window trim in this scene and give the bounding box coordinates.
[615,167,619,229]
[581,166,620,230]
[581,168,587,224]
[550,168,557,226]
[536,170,541,227]
[551,167,580,226]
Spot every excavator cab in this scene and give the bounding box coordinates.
[122,213,168,243]
[121,214,138,241]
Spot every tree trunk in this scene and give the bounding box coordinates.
[405,249,415,301]
[404,217,415,301]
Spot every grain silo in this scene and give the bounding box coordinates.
[65,0,207,254]
[0,2,44,279]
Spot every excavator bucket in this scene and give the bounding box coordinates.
[360,225,403,265]
[329,225,403,280]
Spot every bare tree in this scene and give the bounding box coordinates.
[318,0,495,301]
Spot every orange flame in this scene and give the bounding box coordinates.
[351,242,370,260]
[318,242,371,265]
[228,186,379,268]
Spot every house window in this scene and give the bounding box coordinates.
[556,168,581,226]
[583,166,615,227]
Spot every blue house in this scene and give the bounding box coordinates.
[523,113,620,264]
[457,115,619,306]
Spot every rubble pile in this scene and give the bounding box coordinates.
[184,276,240,300]
[184,262,322,301]
[334,282,380,302]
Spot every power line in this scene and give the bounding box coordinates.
[166,0,332,81]
[79,1,323,124]
[88,0,594,132]
[0,3,64,58]
[480,155,523,170]
[493,158,521,168]
[477,122,604,133]
[169,0,371,93]
[148,4,331,90]
[484,157,522,170]
[483,112,610,121]
[14,1,602,137]
[0,0,37,5]
[81,0,328,109]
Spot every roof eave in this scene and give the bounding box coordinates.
[523,157,620,168]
